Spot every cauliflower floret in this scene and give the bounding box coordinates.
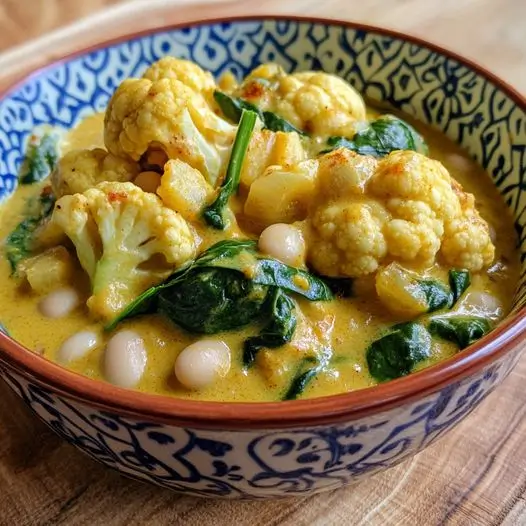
[310,201,388,277]
[104,78,236,186]
[234,63,366,137]
[307,149,494,277]
[142,57,216,99]
[52,181,197,320]
[51,148,139,198]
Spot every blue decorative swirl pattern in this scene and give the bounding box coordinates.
[1,347,520,498]
[0,19,525,497]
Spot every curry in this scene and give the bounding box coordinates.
[0,59,519,402]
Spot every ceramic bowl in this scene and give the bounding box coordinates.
[0,16,525,499]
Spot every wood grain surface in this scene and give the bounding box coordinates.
[0,1,525,525]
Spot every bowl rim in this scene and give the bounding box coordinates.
[0,14,525,430]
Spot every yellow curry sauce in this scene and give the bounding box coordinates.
[0,107,518,402]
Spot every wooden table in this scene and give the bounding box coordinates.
[0,1,525,524]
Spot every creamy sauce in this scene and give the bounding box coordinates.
[0,111,519,402]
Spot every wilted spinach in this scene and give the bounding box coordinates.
[158,268,269,334]
[4,188,55,274]
[448,270,471,307]
[19,133,59,185]
[203,109,257,229]
[429,315,491,349]
[366,322,432,382]
[106,239,333,331]
[323,115,428,158]
[283,358,321,400]
[417,279,451,313]
[243,289,297,367]
[213,91,307,135]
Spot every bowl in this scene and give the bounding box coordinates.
[0,16,525,499]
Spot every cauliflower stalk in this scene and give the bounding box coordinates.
[232,63,366,137]
[52,182,197,320]
[51,148,139,198]
[307,149,495,277]
[104,78,236,186]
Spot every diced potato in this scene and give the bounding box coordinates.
[244,160,318,229]
[18,246,75,295]
[157,159,214,221]
[240,130,307,190]
[375,262,430,318]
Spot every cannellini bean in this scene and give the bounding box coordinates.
[104,331,147,388]
[57,331,98,364]
[174,340,231,390]
[38,287,80,318]
[134,171,162,193]
[258,223,306,267]
[459,291,503,319]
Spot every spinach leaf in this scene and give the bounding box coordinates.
[429,315,491,350]
[213,91,261,122]
[243,289,297,367]
[283,359,321,400]
[203,109,257,229]
[158,268,269,334]
[213,90,307,135]
[106,240,332,330]
[324,115,428,158]
[260,110,305,135]
[20,133,59,184]
[366,322,432,382]
[378,263,451,315]
[418,279,451,312]
[448,270,471,307]
[4,189,55,274]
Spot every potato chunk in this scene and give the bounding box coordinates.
[244,160,318,229]
[18,246,75,295]
[157,159,214,221]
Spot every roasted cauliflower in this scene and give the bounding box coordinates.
[142,57,216,99]
[52,181,197,319]
[104,78,236,186]
[233,63,366,137]
[307,149,495,277]
[51,148,139,198]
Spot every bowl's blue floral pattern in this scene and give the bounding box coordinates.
[1,347,521,498]
[0,19,525,497]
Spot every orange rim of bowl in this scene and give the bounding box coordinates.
[0,15,525,430]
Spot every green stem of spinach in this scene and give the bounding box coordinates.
[202,109,257,229]
[283,360,321,401]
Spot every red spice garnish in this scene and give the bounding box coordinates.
[242,80,265,100]
[107,191,128,202]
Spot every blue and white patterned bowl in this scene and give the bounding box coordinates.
[0,16,525,498]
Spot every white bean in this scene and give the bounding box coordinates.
[38,287,80,319]
[104,331,147,388]
[57,331,98,364]
[258,223,306,267]
[174,340,231,390]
